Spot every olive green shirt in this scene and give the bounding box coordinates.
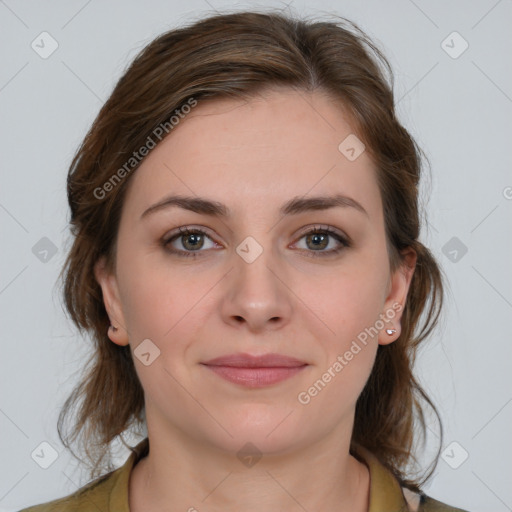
[19,438,468,512]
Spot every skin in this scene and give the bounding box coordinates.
[95,86,416,512]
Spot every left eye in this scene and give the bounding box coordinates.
[291,226,350,257]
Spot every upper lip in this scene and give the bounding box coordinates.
[201,353,307,368]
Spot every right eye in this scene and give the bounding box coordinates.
[162,226,220,258]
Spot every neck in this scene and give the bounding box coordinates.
[129,419,370,512]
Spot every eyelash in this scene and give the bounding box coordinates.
[161,225,351,259]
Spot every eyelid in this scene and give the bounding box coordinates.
[293,224,350,244]
[162,225,221,248]
[163,224,349,243]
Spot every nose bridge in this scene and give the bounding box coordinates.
[234,232,281,303]
[221,231,292,330]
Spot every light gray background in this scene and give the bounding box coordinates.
[1,1,511,511]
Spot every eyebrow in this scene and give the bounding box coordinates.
[140,193,369,220]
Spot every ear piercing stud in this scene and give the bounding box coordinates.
[386,328,396,335]
[109,325,118,333]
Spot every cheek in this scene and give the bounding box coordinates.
[299,306,379,416]
[116,256,220,392]
[296,259,386,400]
[300,259,388,341]
[119,276,172,339]
[116,246,203,338]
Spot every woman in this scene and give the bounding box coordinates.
[20,9,468,512]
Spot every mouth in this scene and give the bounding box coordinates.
[200,352,308,388]
[200,364,308,388]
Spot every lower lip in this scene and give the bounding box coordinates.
[202,364,307,388]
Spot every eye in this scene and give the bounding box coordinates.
[162,227,219,258]
[292,225,351,258]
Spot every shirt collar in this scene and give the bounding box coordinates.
[110,438,408,511]
[109,437,149,511]
[355,446,409,511]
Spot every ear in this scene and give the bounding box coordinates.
[93,256,129,346]
[378,247,417,346]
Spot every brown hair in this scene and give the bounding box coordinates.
[57,8,446,491]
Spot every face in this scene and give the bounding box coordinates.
[95,87,416,456]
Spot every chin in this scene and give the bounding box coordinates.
[209,408,307,454]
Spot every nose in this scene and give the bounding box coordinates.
[220,245,293,333]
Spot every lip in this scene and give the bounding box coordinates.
[201,353,308,388]
[201,352,307,368]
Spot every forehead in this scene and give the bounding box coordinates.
[122,88,382,221]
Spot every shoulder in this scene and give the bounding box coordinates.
[418,494,470,512]
[354,445,469,512]
[17,437,149,512]
[17,470,117,512]
[402,487,470,512]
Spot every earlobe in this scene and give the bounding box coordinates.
[93,256,130,346]
[379,323,400,346]
[378,247,417,346]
